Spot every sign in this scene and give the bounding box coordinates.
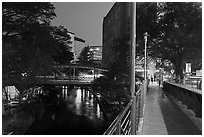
[196,70,202,76]
[170,69,175,74]
[186,63,191,73]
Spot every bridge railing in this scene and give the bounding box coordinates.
[35,75,95,83]
[163,81,202,118]
[103,82,147,135]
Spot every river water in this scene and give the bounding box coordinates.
[25,86,108,135]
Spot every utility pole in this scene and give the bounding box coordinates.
[130,2,136,135]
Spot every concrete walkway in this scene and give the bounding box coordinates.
[141,83,201,135]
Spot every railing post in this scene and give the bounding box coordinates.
[144,81,147,109]
[131,96,136,134]
[140,83,144,118]
[117,121,121,134]
[73,67,76,79]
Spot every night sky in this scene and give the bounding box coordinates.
[51,2,114,46]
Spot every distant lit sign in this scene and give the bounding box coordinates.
[196,70,202,76]
[186,63,191,73]
[170,69,175,74]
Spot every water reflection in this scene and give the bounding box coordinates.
[61,86,104,122]
[25,86,107,135]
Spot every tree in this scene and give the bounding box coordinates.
[133,2,202,79]
[3,2,56,73]
[78,46,93,65]
[52,26,74,65]
[2,3,76,124]
[151,2,202,78]
[136,2,158,41]
[2,2,75,98]
[3,2,74,75]
[2,2,56,37]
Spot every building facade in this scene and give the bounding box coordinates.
[89,46,102,61]
[102,2,131,68]
[67,31,86,63]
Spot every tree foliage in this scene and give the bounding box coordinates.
[136,2,158,41]
[2,2,74,86]
[3,2,55,73]
[78,46,93,65]
[51,25,74,65]
[151,2,202,78]
[3,2,56,37]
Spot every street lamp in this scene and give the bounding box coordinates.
[144,32,149,85]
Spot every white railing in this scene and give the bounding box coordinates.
[103,82,147,135]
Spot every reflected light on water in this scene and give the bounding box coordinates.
[68,88,103,121]
[96,104,101,118]
[75,88,81,104]
[75,88,82,115]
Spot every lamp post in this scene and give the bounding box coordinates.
[144,32,149,86]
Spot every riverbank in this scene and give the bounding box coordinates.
[2,108,34,134]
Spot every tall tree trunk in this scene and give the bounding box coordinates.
[174,54,184,80]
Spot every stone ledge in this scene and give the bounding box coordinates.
[165,82,202,94]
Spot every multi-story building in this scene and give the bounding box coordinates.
[89,46,102,61]
[102,2,131,68]
[89,46,102,65]
[67,31,86,63]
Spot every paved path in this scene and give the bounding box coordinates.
[141,84,201,135]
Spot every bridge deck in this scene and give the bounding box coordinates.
[36,79,93,85]
[141,83,201,135]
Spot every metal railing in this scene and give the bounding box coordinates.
[35,75,95,85]
[163,81,202,118]
[103,82,146,135]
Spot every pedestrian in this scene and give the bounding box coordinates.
[151,77,153,82]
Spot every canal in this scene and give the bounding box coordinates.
[25,85,109,135]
